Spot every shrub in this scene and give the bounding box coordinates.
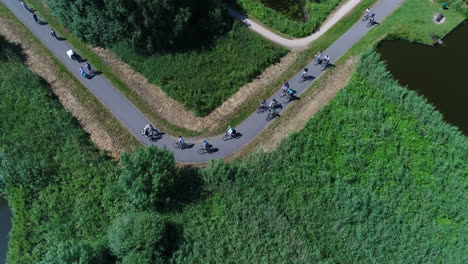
[107,212,168,262]
[119,146,177,210]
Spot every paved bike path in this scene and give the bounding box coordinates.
[2,0,404,163]
[228,0,362,50]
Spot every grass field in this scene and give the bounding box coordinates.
[111,21,287,116]
[2,45,466,263]
[235,0,345,37]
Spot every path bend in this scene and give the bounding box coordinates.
[228,0,363,50]
[1,0,404,163]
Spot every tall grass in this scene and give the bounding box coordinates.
[169,50,467,263]
[111,21,287,116]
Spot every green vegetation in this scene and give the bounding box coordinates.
[235,0,345,37]
[31,0,287,117]
[112,21,286,116]
[45,0,230,53]
[2,29,466,263]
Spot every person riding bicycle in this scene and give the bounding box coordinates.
[227,125,236,137]
[301,68,309,79]
[366,8,371,16]
[178,136,185,144]
[143,124,153,136]
[79,67,86,77]
[369,13,375,23]
[202,140,211,150]
[315,51,322,61]
[287,88,296,97]
[85,62,93,73]
[269,98,277,109]
[260,99,266,108]
[323,55,330,65]
[50,29,57,38]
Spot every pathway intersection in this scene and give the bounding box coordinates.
[2,0,404,163]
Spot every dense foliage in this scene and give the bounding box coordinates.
[108,212,168,263]
[112,21,287,116]
[2,36,466,264]
[45,0,230,53]
[236,0,345,37]
[119,146,177,210]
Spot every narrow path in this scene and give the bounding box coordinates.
[228,0,362,50]
[1,0,404,163]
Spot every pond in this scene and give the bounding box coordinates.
[0,198,11,264]
[377,21,468,135]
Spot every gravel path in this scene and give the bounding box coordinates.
[1,0,404,163]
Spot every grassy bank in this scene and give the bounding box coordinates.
[3,47,466,263]
[235,0,345,38]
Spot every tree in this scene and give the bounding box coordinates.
[107,212,168,262]
[119,146,177,210]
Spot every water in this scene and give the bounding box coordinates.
[0,198,11,264]
[377,21,468,134]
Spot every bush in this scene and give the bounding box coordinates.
[107,212,168,262]
[119,146,177,210]
[38,240,112,264]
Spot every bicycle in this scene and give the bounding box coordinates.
[367,18,374,28]
[257,104,268,114]
[266,110,278,121]
[198,145,213,154]
[173,141,186,149]
[283,94,295,104]
[280,89,288,97]
[362,13,370,21]
[222,132,235,141]
[321,61,328,71]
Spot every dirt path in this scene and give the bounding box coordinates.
[228,0,362,50]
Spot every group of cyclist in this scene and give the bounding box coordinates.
[140,8,381,153]
[314,51,330,71]
[144,125,237,152]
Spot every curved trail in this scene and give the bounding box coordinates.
[228,0,362,50]
[2,0,403,163]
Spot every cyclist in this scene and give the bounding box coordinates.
[269,98,277,109]
[227,125,236,137]
[369,13,375,24]
[50,29,57,39]
[366,8,370,16]
[85,62,94,76]
[283,82,289,89]
[260,99,266,108]
[143,124,153,136]
[323,55,330,65]
[202,140,211,150]
[79,67,87,78]
[287,88,296,97]
[315,51,322,63]
[301,68,309,79]
[178,136,184,144]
